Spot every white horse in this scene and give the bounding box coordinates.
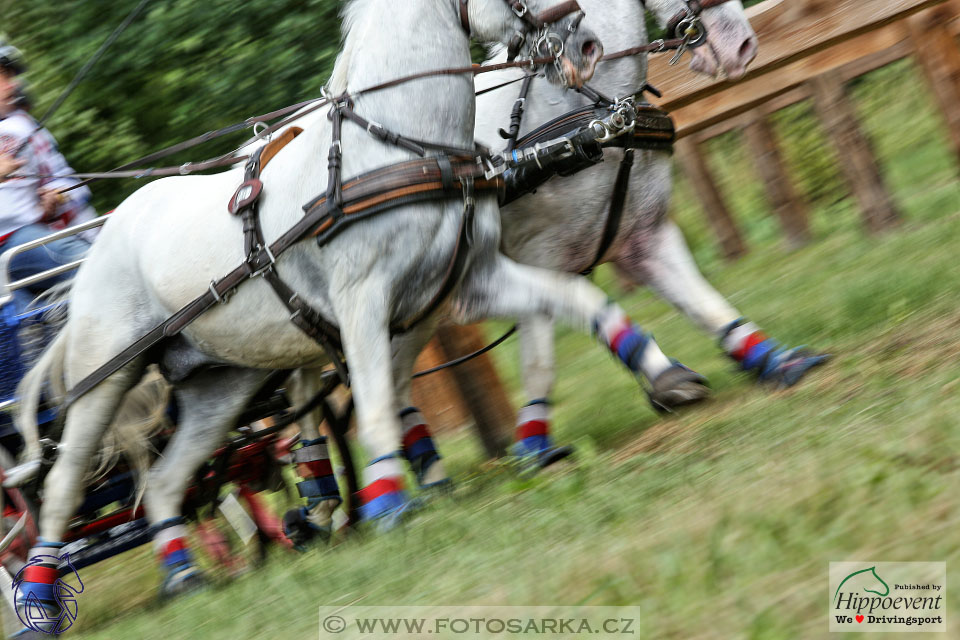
[279,0,763,541]
[386,0,828,487]
[15,0,714,614]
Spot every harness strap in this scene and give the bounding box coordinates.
[339,103,486,158]
[237,143,349,385]
[460,0,471,34]
[501,74,535,152]
[64,156,501,408]
[581,148,634,275]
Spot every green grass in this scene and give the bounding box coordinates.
[37,61,960,640]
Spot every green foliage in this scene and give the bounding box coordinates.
[2,0,344,211]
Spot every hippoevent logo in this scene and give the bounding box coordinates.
[12,553,84,634]
[829,562,946,633]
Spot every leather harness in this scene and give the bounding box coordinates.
[499,77,676,274]
[64,0,584,408]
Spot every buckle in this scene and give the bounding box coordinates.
[249,244,277,278]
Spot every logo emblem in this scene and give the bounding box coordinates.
[12,553,83,634]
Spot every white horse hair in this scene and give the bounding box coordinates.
[284,0,761,512]
[470,0,761,412]
[14,0,621,558]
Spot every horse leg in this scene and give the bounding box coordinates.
[512,315,572,468]
[615,219,828,387]
[390,320,451,490]
[333,287,409,528]
[281,367,344,550]
[142,366,271,597]
[455,255,709,428]
[17,324,146,632]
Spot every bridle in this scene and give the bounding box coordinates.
[640,0,739,51]
[460,0,586,63]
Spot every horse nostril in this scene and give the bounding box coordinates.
[738,36,758,64]
[581,40,599,60]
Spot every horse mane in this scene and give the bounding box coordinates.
[327,0,375,94]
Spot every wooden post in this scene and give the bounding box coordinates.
[743,114,812,249]
[675,138,747,260]
[433,325,512,458]
[811,71,901,233]
[909,4,960,169]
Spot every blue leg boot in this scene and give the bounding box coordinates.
[282,437,342,551]
[512,400,573,474]
[154,518,206,599]
[399,408,452,492]
[721,319,829,388]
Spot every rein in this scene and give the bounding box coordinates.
[21,1,725,190]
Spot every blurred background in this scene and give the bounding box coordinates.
[2,0,959,638]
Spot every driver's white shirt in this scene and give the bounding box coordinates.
[0,109,94,241]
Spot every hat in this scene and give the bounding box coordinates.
[0,41,25,75]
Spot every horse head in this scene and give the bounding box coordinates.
[466,0,604,88]
[647,0,758,80]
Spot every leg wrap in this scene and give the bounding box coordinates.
[15,539,64,633]
[292,437,342,509]
[358,454,408,522]
[283,437,341,549]
[512,400,573,471]
[154,518,202,596]
[399,408,448,488]
[513,400,552,457]
[720,318,828,386]
[594,304,670,380]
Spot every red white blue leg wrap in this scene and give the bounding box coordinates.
[153,518,202,595]
[292,437,342,510]
[358,454,409,522]
[514,400,552,457]
[15,539,65,633]
[283,437,342,548]
[400,408,448,488]
[594,305,671,380]
[721,318,828,386]
[513,400,573,470]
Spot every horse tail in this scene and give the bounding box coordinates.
[94,367,172,507]
[15,329,68,461]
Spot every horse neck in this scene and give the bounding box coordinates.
[645,0,687,28]
[331,0,475,153]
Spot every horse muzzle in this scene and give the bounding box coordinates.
[549,26,603,89]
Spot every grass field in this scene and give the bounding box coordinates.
[33,59,960,640]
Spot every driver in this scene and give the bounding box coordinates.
[0,40,97,311]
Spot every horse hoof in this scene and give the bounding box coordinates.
[160,565,207,600]
[282,507,332,552]
[647,363,710,413]
[364,498,421,533]
[762,349,830,388]
[513,443,574,476]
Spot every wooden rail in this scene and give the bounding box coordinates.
[648,0,960,255]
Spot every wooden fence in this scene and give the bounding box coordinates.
[649,0,960,258]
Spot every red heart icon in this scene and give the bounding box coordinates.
[856,615,864,623]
